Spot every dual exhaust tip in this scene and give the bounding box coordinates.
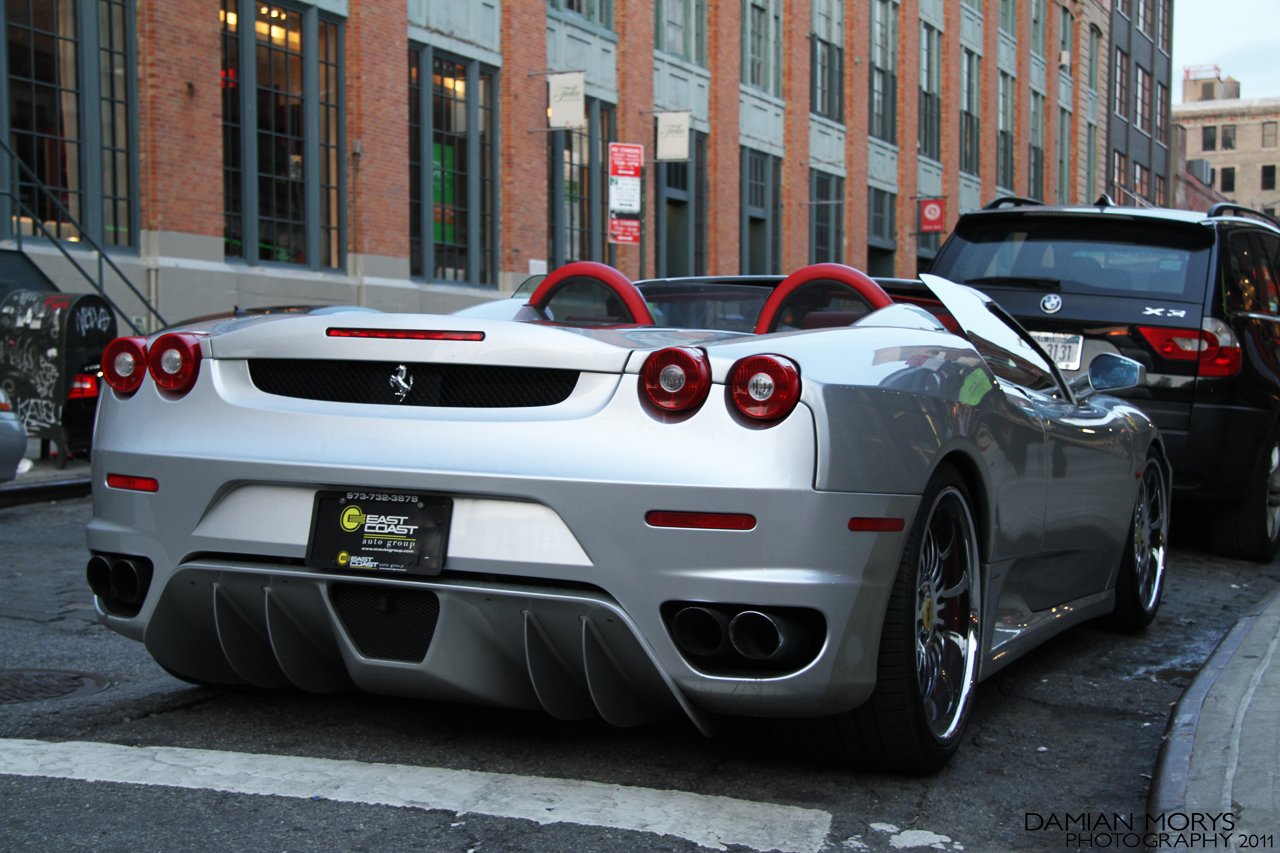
[87,554,153,615]
[669,604,820,670]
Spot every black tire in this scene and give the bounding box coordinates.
[792,463,982,774]
[1209,432,1280,563]
[1103,453,1168,632]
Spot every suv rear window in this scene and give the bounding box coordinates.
[934,214,1214,303]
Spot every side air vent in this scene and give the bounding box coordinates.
[329,583,440,663]
[248,359,579,408]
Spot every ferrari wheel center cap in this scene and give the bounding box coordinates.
[921,595,936,631]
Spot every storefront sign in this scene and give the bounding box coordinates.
[920,198,946,233]
[656,112,692,161]
[547,72,586,128]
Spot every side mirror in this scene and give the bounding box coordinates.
[1072,352,1147,399]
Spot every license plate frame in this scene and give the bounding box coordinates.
[305,490,452,575]
[1030,331,1084,372]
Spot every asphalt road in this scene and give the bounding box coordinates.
[1,496,1277,853]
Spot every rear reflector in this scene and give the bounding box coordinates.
[327,328,485,341]
[106,474,159,493]
[848,517,905,532]
[646,511,757,530]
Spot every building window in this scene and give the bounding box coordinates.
[1057,108,1071,203]
[221,1,344,268]
[1086,123,1098,201]
[1136,0,1153,36]
[868,187,896,275]
[918,23,941,161]
[1028,92,1045,201]
[1137,164,1152,200]
[743,0,781,96]
[810,170,843,264]
[656,131,708,277]
[1264,122,1277,149]
[1157,0,1171,54]
[869,0,897,144]
[960,49,981,176]
[1222,124,1236,151]
[1059,7,1073,65]
[1030,0,1045,57]
[1203,125,1217,152]
[410,48,497,286]
[998,0,1016,36]
[1135,66,1152,134]
[1262,165,1276,192]
[1221,166,1235,194]
[741,147,781,274]
[656,0,705,64]
[810,0,842,121]
[1114,49,1129,120]
[1087,27,1100,90]
[7,0,137,245]
[1113,150,1127,191]
[997,72,1015,190]
[548,99,614,268]
[1155,82,1168,144]
[1155,174,1166,206]
[1117,0,1130,17]
[549,0,613,30]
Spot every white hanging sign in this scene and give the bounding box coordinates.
[547,72,586,129]
[656,111,692,161]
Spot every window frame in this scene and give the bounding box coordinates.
[1135,64,1152,135]
[548,97,616,269]
[655,0,705,64]
[1263,121,1277,149]
[740,146,781,274]
[918,21,941,161]
[655,129,708,277]
[997,71,1015,190]
[409,44,499,287]
[960,49,981,176]
[869,0,898,144]
[548,0,613,32]
[810,169,843,264]
[1222,124,1236,151]
[1203,125,1217,152]
[1261,165,1276,193]
[1221,166,1236,194]
[742,0,782,96]
[1114,48,1129,120]
[1028,91,1045,201]
[222,0,347,271]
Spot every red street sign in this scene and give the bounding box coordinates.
[920,198,946,233]
[609,214,640,245]
[609,143,644,178]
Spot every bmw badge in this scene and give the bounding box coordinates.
[1040,294,1063,314]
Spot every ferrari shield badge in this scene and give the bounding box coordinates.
[390,364,413,402]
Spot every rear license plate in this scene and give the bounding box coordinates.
[1030,331,1084,371]
[306,490,452,575]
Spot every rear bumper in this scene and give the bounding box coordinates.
[1169,404,1273,499]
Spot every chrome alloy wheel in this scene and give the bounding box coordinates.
[1132,458,1168,613]
[1266,444,1280,541]
[913,486,981,742]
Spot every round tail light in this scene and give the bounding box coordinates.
[147,333,203,395]
[102,337,149,394]
[641,347,712,412]
[729,355,801,421]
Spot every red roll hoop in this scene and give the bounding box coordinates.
[527,261,654,326]
[753,263,893,335]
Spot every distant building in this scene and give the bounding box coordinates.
[1105,0,1175,207]
[1172,71,1280,217]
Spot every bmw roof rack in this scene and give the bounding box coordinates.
[982,196,1046,210]
[1206,203,1280,229]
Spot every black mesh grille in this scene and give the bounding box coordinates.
[248,359,580,408]
[330,583,440,663]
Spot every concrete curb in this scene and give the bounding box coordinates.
[1146,587,1280,825]
[0,478,92,509]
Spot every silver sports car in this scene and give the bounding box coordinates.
[86,263,1167,772]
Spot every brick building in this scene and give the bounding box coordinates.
[0,0,1169,321]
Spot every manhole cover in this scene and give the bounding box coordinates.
[0,670,109,705]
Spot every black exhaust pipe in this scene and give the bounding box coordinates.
[109,557,153,606]
[728,610,810,664]
[671,606,732,656]
[86,555,113,599]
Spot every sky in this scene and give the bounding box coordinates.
[1171,0,1280,101]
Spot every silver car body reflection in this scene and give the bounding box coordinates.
[87,275,1160,732]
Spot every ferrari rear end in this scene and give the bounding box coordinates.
[86,311,919,731]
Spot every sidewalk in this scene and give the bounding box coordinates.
[1148,587,1280,842]
[0,438,92,507]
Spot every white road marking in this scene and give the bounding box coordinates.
[0,738,831,853]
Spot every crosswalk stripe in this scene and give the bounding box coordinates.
[0,738,831,853]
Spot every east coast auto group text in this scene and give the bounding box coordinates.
[1024,812,1270,848]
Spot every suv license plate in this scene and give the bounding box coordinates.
[306,490,452,575]
[1031,332,1084,371]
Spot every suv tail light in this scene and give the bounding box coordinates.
[147,333,203,395]
[641,347,712,412]
[1138,321,1242,378]
[102,337,149,394]
[729,355,801,421]
[67,372,99,399]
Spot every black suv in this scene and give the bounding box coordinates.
[930,198,1280,561]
